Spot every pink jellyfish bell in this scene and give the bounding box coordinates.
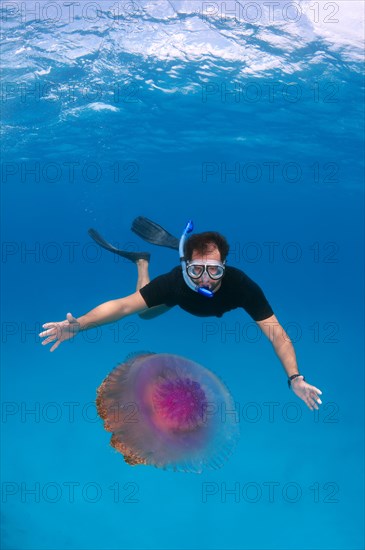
[96,352,239,473]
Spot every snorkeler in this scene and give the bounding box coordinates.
[39,217,323,411]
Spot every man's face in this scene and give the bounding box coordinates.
[189,245,224,293]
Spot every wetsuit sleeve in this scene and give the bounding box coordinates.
[139,270,178,308]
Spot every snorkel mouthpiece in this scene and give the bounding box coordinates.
[198,287,215,298]
[179,220,214,298]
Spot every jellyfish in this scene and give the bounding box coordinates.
[96,352,239,473]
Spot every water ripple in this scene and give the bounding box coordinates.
[1,0,363,167]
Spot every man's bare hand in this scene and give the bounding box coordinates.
[291,376,322,410]
[39,312,80,352]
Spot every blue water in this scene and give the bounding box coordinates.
[1,1,364,549]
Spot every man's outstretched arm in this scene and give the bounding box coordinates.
[39,291,147,352]
[256,314,322,410]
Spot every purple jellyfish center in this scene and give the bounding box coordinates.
[152,376,208,432]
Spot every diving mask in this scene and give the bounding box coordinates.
[186,260,225,280]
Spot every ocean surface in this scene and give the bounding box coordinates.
[1,1,364,549]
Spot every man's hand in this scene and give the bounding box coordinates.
[291,376,322,410]
[39,312,80,352]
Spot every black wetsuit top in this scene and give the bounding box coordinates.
[139,266,274,321]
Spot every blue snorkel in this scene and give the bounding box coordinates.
[179,220,214,298]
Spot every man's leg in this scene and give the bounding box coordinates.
[135,259,150,290]
[135,259,171,319]
[87,229,170,319]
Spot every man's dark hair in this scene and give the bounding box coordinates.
[185,232,230,261]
